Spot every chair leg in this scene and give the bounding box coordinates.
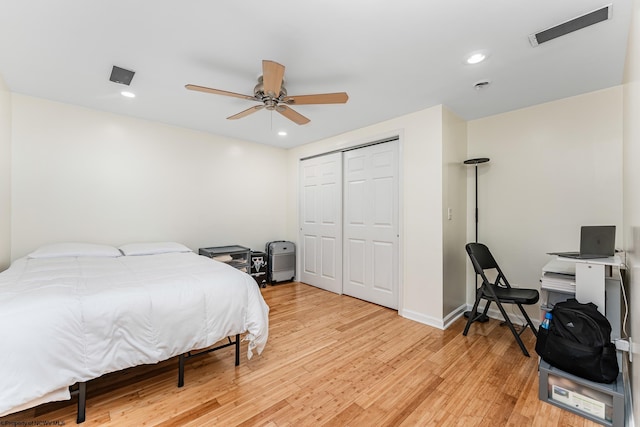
[481,301,491,317]
[494,301,530,357]
[517,303,538,337]
[463,292,484,336]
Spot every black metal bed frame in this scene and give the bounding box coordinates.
[178,334,240,387]
[69,334,241,423]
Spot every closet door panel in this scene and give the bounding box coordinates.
[299,153,342,294]
[343,141,399,309]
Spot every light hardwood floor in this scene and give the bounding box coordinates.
[2,282,601,426]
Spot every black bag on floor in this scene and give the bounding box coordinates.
[535,298,618,383]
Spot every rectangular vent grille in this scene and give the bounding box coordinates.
[529,4,611,46]
[109,66,135,85]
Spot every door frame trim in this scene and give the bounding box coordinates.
[300,136,399,161]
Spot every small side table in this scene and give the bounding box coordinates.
[199,245,251,273]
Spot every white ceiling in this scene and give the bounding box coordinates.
[0,1,632,149]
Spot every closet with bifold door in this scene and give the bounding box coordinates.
[299,138,399,310]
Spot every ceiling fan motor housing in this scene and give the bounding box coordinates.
[254,76,287,109]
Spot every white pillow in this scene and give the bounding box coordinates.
[118,242,192,256]
[28,242,122,259]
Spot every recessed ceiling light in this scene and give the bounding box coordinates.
[121,91,136,98]
[466,52,487,65]
[278,131,287,136]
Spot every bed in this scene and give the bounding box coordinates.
[0,242,269,422]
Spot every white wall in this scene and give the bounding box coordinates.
[442,107,468,321]
[10,95,288,259]
[286,106,447,326]
[0,74,10,270]
[467,87,623,317]
[623,0,640,421]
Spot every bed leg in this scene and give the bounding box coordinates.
[76,382,86,424]
[177,335,240,388]
[235,333,240,366]
[178,354,185,387]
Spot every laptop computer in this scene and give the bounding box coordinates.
[550,225,616,259]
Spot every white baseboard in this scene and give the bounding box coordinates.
[399,308,445,330]
[399,303,540,331]
[465,304,541,328]
[443,304,467,329]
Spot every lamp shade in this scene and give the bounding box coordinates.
[463,157,490,165]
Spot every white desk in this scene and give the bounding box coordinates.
[553,256,622,316]
[543,256,623,342]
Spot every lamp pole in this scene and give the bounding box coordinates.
[464,157,490,322]
[464,157,489,242]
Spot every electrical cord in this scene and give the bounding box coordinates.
[617,265,629,338]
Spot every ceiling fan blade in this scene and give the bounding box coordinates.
[227,105,265,120]
[185,84,256,101]
[282,92,349,105]
[276,105,310,125]
[262,60,285,97]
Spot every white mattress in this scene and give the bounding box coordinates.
[0,251,269,416]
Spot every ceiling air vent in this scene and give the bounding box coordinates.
[529,4,612,47]
[109,66,135,85]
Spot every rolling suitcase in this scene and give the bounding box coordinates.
[265,241,295,284]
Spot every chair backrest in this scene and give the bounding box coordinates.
[465,243,499,272]
[465,242,511,288]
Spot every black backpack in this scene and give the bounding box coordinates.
[535,298,619,383]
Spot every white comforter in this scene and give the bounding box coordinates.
[0,252,269,416]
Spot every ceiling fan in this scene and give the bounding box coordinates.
[186,60,348,125]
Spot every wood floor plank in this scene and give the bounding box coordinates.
[1,282,601,426]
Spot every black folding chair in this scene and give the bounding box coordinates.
[463,243,539,356]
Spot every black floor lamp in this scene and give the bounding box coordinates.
[464,157,490,322]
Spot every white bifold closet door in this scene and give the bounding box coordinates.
[299,152,343,294]
[299,141,398,309]
[342,142,399,309]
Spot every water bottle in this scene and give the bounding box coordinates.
[541,312,552,330]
